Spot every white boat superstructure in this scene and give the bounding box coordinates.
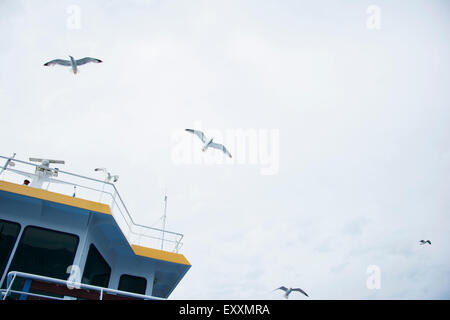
[0,154,190,300]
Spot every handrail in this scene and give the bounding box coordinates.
[0,289,65,300]
[2,271,165,300]
[0,155,184,252]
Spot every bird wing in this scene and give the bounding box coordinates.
[274,286,288,292]
[292,288,309,297]
[44,59,71,66]
[76,57,103,65]
[209,142,232,158]
[427,240,431,245]
[185,129,207,143]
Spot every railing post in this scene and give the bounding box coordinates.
[3,273,16,300]
[110,189,117,211]
[0,153,16,176]
[19,278,32,300]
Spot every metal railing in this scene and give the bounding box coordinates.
[1,271,165,300]
[0,154,184,253]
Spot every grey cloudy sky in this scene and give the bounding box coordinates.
[1,0,449,299]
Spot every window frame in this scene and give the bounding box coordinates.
[118,273,148,295]
[81,243,112,289]
[0,219,21,282]
[1,224,80,293]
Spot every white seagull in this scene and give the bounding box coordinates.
[44,56,102,74]
[419,240,431,245]
[94,168,119,182]
[185,129,232,158]
[274,286,309,299]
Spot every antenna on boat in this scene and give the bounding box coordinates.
[28,157,65,188]
[29,158,65,165]
[94,167,119,202]
[94,168,119,183]
[161,192,167,250]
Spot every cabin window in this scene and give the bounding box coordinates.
[118,274,147,295]
[2,226,79,289]
[0,219,21,281]
[6,226,79,279]
[81,244,111,288]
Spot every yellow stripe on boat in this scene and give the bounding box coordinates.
[0,180,112,215]
[131,245,191,265]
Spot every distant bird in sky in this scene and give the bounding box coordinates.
[419,240,431,245]
[274,286,309,299]
[44,56,102,74]
[185,129,232,158]
[94,168,119,183]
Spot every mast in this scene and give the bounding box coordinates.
[161,194,167,250]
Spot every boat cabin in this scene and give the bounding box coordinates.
[0,155,190,300]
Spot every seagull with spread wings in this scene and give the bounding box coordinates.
[274,286,309,299]
[185,129,232,158]
[419,240,431,245]
[44,56,102,74]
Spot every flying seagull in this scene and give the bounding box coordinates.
[44,56,102,74]
[94,168,119,182]
[274,286,309,299]
[419,240,431,245]
[185,129,232,158]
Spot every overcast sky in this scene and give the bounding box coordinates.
[1,0,450,299]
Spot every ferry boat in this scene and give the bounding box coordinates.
[0,154,191,300]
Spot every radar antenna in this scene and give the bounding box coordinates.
[28,157,65,188]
